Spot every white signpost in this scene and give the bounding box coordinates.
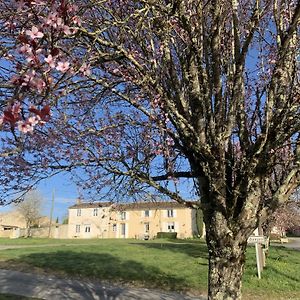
[247,228,267,279]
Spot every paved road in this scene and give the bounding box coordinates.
[282,237,300,250]
[0,269,204,300]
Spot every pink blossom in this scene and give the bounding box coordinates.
[23,70,36,86]
[28,115,41,126]
[17,120,34,134]
[17,115,42,134]
[4,21,16,30]
[32,78,46,93]
[79,63,91,76]
[18,44,33,55]
[63,25,72,35]
[44,54,56,68]
[56,61,70,73]
[26,26,44,39]
[44,13,63,29]
[72,16,82,26]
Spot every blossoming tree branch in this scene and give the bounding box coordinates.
[0,0,299,299]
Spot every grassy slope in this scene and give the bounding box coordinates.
[0,238,299,299]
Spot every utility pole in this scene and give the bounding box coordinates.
[48,188,55,238]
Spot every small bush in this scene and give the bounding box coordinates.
[156,232,177,239]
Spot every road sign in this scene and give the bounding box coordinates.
[247,236,266,244]
[249,228,267,279]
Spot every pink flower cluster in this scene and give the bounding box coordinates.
[17,116,41,134]
[11,70,46,93]
[43,12,78,35]
[0,103,51,134]
[79,63,91,76]
[26,26,44,40]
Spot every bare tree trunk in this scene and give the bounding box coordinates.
[202,195,251,299]
[206,236,247,300]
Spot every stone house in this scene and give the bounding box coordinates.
[68,201,199,239]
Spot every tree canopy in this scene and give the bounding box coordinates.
[0,1,299,299]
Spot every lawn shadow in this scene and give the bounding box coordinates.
[131,239,208,260]
[4,251,189,292]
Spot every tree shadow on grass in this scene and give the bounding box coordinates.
[131,240,208,260]
[6,251,189,291]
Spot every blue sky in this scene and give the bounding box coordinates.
[0,172,79,223]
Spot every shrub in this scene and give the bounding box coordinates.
[156,232,177,239]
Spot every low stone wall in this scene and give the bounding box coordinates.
[0,225,69,239]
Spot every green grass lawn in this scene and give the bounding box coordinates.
[0,238,299,299]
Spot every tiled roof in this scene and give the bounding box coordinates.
[69,201,189,210]
[69,202,112,209]
[113,201,188,211]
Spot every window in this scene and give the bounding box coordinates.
[144,210,150,217]
[77,209,81,216]
[120,211,126,220]
[85,225,91,233]
[167,209,174,218]
[167,222,175,232]
[93,208,98,216]
[112,224,117,232]
[75,225,80,233]
[144,222,150,233]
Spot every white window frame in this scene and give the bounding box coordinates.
[75,225,80,233]
[167,209,174,218]
[77,209,81,216]
[85,225,91,233]
[93,208,98,216]
[167,222,175,232]
[112,224,117,232]
[120,211,126,220]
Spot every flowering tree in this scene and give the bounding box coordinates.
[264,190,300,237]
[0,1,299,299]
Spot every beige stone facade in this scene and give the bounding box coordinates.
[68,201,198,239]
[0,210,61,238]
[0,211,27,229]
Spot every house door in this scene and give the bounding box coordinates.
[84,225,91,238]
[120,223,126,238]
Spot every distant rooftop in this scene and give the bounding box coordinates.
[69,201,190,210]
[69,202,112,209]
